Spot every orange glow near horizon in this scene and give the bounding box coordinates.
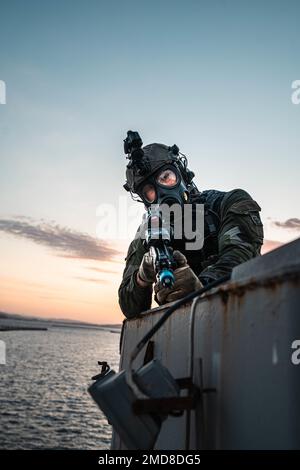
[0,235,124,324]
[0,234,294,324]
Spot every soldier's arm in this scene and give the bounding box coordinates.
[199,189,264,284]
[118,237,153,318]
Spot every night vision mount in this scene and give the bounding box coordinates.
[123,130,150,176]
[123,130,143,157]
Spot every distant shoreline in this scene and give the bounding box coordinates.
[0,311,121,333]
[0,326,48,332]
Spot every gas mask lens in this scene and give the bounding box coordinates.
[156,169,177,187]
[142,184,156,203]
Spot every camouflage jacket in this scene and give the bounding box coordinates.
[118,189,264,318]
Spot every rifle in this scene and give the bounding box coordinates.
[144,206,177,288]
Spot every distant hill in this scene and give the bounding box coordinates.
[0,311,122,332]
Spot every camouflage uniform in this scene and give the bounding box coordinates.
[118,188,264,318]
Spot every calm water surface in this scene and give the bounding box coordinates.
[0,327,120,449]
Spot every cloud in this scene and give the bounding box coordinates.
[273,218,300,231]
[86,266,119,274]
[38,294,98,304]
[0,217,120,262]
[73,276,109,284]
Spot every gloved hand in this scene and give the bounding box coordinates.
[136,251,156,287]
[154,250,203,304]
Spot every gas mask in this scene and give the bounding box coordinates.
[137,164,189,208]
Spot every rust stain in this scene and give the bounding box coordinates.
[220,289,230,307]
[206,270,300,302]
[212,271,300,342]
[121,271,300,355]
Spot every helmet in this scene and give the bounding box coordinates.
[123,132,196,206]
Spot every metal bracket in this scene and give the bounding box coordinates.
[132,377,202,417]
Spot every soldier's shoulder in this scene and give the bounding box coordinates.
[220,188,261,218]
[200,189,226,201]
[200,188,261,218]
[197,189,226,211]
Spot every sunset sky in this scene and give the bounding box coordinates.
[0,0,299,324]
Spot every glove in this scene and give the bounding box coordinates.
[154,250,203,304]
[136,251,156,286]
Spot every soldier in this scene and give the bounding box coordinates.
[119,133,264,318]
